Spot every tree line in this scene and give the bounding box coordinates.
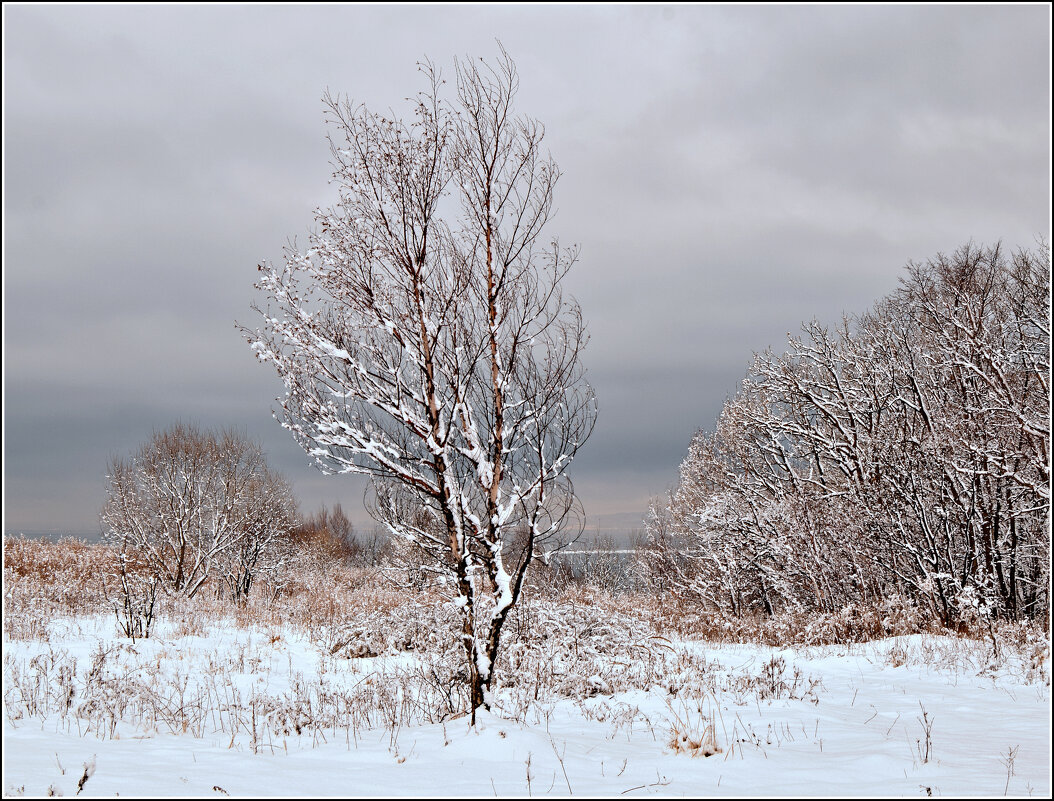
[638,242,1050,626]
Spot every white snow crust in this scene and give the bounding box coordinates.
[3,615,1049,797]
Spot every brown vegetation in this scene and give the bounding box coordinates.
[5,534,1045,651]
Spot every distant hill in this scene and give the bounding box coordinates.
[4,530,104,543]
[579,511,647,546]
[3,514,646,548]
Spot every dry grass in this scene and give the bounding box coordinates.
[3,534,1048,750]
[664,695,723,757]
[5,535,1047,653]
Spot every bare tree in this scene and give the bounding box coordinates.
[293,504,392,568]
[293,504,357,562]
[246,47,596,722]
[101,423,298,601]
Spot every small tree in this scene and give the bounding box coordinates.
[246,48,596,722]
[101,423,298,601]
[110,546,161,641]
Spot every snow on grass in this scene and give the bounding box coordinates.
[3,614,1049,798]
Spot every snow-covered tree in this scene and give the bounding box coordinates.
[101,423,298,601]
[246,48,596,722]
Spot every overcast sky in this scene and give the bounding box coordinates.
[4,4,1050,538]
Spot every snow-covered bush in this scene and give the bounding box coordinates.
[100,423,298,603]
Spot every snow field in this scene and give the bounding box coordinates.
[3,610,1050,797]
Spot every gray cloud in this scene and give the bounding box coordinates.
[4,4,1049,537]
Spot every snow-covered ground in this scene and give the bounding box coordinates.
[3,615,1049,797]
